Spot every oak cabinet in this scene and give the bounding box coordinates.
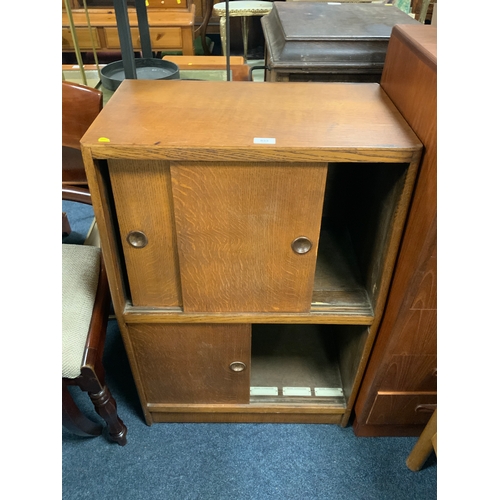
[81,80,422,425]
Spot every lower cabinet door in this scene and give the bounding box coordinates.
[128,323,251,404]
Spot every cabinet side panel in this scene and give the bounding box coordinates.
[128,323,251,404]
[171,162,328,313]
[354,25,437,434]
[108,159,182,307]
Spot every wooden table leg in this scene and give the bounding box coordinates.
[406,409,437,471]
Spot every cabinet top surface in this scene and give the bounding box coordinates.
[392,24,437,68]
[81,80,421,162]
[271,3,419,40]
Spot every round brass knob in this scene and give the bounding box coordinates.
[229,361,247,372]
[127,230,148,248]
[291,236,312,255]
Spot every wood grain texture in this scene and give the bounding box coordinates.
[103,27,183,50]
[108,159,182,307]
[366,392,437,426]
[122,307,375,325]
[379,355,437,392]
[162,55,246,69]
[150,411,344,424]
[128,323,251,404]
[62,6,196,54]
[354,25,437,435]
[171,162,327,312]
[62,7,195,26]
[80,80,421,163]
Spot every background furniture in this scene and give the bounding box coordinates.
[65,0,217,50]
[261,2,419,82]
[62,81,102,234]
[213,1,273,59]
[80,79,422,426]
[161,54,252,79]
[353,24,437,436]
[62,4,196,55]
[406,409,437,471]
[62,81,103,188]
[62,190,127,445]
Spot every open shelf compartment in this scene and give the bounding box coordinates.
[250,323,369,409]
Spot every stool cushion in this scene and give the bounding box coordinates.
[62,244,101,379]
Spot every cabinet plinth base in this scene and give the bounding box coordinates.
[149,407,345,424]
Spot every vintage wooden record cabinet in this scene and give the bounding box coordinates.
[261,2,419,83]
[81,80,422,425]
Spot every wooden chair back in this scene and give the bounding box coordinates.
[62,81,103,185]
[62,81,103,149]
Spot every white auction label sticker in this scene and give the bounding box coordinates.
[253,138,276,144]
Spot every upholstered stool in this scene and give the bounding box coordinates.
[62,244,127,445]
[213,1,273,59]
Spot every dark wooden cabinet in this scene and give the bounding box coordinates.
[353,24,437,437]
[81,80,422,425]
[262,3,419,83]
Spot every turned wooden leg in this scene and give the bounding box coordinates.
[63,384,102,437]
[406,409,437,471]
[89,385,128,446]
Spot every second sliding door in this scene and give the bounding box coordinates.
[170,162,328,313]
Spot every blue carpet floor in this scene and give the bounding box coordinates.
[62,201,437,500]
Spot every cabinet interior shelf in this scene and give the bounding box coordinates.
[250,324,348,408]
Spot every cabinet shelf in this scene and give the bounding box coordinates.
[250,324,347,408]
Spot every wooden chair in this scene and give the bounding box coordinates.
[62,80,102,235]
[62,81,103,188]
[62,187,127,445]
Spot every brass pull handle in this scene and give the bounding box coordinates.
[415,404,437,413]
[229,361,247,372]
[127,230,148,248]
[291,236,312,255]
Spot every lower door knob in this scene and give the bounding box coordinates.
[229,361,247,372]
